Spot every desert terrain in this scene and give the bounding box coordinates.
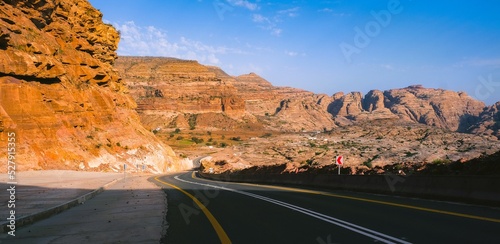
[0,1,499,176]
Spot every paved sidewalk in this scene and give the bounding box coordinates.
[0,170,123,221]
[0,174,167,243]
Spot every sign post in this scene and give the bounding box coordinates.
[335,156,344,175]
[124,164,127,177]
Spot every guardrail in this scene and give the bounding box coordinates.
[199,172,500,206]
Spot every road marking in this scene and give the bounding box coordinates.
[177,174,410,244]
[154,176,231,244]
[193,173,500,224]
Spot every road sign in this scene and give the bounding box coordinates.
[335,156,344,175]
[335,156,344,165]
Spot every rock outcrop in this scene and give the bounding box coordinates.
[233,72,336,131]
[468,102,500,139]
[329,85,486,132]
[114,57,248,131]
[116,57,332,132]
[115,57,498,138]
[0,0,178,172]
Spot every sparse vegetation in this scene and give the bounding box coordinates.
[363,155,379,168]
[260,133,273,138]
[188,114,198,130]
[191,137,204,144]
[431,159,451,165]
[404,151,418,157]
[363,161,373,168]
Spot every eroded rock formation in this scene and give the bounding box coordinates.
[116,57,499,138]
[468,102,500,139]
[0,0,178,172]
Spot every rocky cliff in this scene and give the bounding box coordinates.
[115,57,499,139]
[233,72,336,131]
[0,0,179,172]
[468,102,500,139]
[115,57,261,132]
[329,85,486,132]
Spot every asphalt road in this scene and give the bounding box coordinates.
[153,171,500,244]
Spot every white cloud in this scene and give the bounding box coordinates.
[380,64,394,70]
[113,21,244,65]
[252,14,269,23]
[277,7,300,17]
[272,28,283,37]
[251,7,299,37]
[457,58,500,68]
[252,13,282,36]
[227,0,259,11]
[319,8,333,13]
[285,51,298,57]
[333,12,351,17]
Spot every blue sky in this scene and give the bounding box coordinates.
[89,0,500,105]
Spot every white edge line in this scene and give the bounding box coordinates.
[174,174,411,244]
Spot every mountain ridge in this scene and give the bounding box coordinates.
[115,56,499,140]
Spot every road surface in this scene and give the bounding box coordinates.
[154,171,500,244]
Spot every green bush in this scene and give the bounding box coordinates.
[191,137,204,144]
[363,161,373,168]
[230,136,241,141]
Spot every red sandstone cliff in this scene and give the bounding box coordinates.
[0,0,179,172]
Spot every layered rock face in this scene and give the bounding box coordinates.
[114,57,249,130]
[329,85,486,132]
[0,0,178,172]
[468,102,500,139]
[233,73,336,131]
[116,57,498,137]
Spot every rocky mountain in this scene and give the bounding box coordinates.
[114,57,252,131]
[468,102,500,138]
[233,72,336,131]
[0,0,179,172]
[330,85,486,132]
[116,57,338,132]
[115,57,499,140]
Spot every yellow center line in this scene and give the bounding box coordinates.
[193,172,500,223]
[154,176,231,244]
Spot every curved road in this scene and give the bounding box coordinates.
[153,172,500,244]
